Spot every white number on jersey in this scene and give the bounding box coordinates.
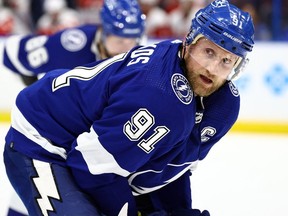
[52,52,128,91]
[124,108,170,153]
[127,44,157,66]
[25,36,49,68]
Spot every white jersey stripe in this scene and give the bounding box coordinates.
[11,104,67,159]
[76,126,131,177]
[5,35,34,76]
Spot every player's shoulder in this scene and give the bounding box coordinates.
[219,81,239,97]
[203,81,240,118]
[134,39,182,68]
[36,24,97,43]
[125,39,182,64]
[156,39,182,46]
[207,81,240,103]
[154,39,182,53]
[124,40,183,82]
[56,24,98,39]
[45,24,98,53]
[137,39,182,54]
[73,24,98,33]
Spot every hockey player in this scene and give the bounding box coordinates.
[4,0,145,215]
[0,0,146,86]
[3,0,254,215]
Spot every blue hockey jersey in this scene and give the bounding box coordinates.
[5,40,240,215]
[2,24,99,76]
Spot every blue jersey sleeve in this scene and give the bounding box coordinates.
[2,25,98,76]
[137,170,193,212]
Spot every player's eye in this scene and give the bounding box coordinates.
[222,57,232,64]
[204,48,215,58]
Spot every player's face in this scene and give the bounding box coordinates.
[184,37,239,97]
[105,35,138,57]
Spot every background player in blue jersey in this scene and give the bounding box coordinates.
[3,0,254,215]
[0,0,146,86]
[4,0,145,215]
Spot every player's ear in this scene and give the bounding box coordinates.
[227,57,250,81]
[181,41,188,59]
[184,30,193,47]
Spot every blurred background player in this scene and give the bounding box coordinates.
[3,0,145,215]
[0,0,146,86]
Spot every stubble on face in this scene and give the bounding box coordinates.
[183,45,227,97]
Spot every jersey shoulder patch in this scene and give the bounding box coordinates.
[60,28,87,52]
[228,81,239,97]
[171,73,193,105]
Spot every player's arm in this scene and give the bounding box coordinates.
[136,170,192,212]
[139,209,210,216]
[2,34,48,77]
[136,171,210,216]
[1,25,95,86]
[66,82,188,215]
[155,83,239,216]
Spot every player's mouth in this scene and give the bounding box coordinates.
[199,74,213,85]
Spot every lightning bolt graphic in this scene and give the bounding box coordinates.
[177,84,188,91]
[117,202,128,216]
[32,160,60,216]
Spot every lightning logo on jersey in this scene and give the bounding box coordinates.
[171,73,193,104]
[32,160,61,216]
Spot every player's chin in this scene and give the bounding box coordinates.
[200,79,227,97]
[189,75,220,96]
[194,85,218,97]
